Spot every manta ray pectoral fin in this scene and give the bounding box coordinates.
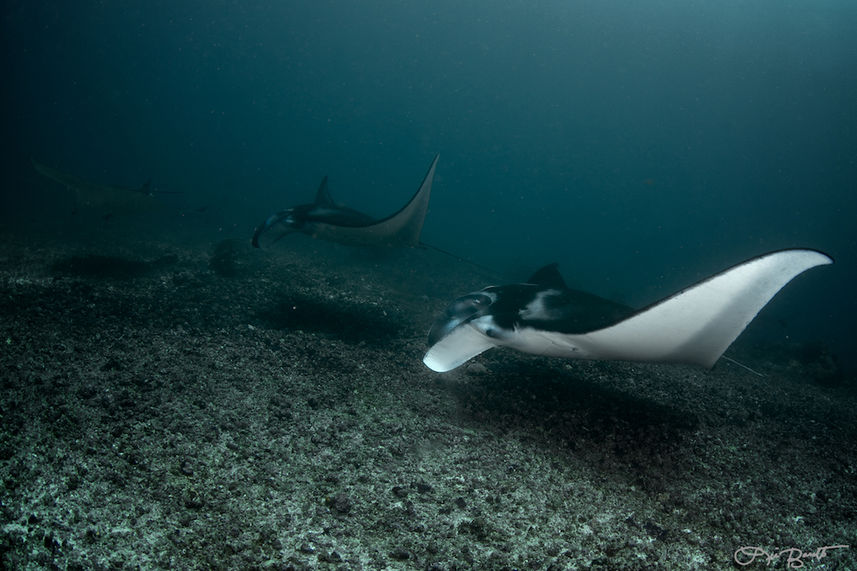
[423,323,497,372]
[564,249,833,367]
[351,153,439,246]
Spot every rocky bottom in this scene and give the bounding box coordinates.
[1,232,854,569]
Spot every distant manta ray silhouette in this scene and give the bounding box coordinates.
[252,155,439,249]
[31,158,179,217]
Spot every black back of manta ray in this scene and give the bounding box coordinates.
[517,263,635,333]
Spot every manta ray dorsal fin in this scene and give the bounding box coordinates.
[314,176,334,206]
[423,321,497,372]
[565,249,833,367]
[527,263,568,289]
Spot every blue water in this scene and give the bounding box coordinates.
[3,1,855,367]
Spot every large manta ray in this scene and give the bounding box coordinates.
[252,155,439,248]
[424,249,833,372]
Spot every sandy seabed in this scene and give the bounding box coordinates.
[1,229,855,570]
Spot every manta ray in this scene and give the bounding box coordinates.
[423,249,833,372]
[31,158,178,216]
[252,154,439,248]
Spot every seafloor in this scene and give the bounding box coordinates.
[1,227,855,570]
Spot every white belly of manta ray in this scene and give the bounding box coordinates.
[422,249,833,373]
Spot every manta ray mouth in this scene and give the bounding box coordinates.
[427,292,495,345]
